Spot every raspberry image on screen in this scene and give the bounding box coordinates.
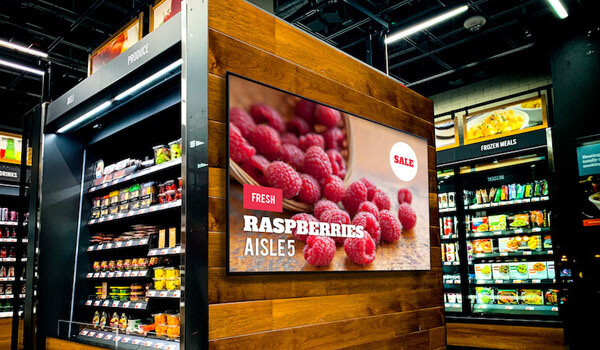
[227,74,430,273]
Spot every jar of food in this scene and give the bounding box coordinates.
[130,258,138,270]
[168,139,182,160]
[153,278,165,290]
[153,145,171,165]
[137,257,148,269]
[119,188,130,213]
[140,182,156,208]
[129,184,140,211]
[119,313,128,331]
[93,261,101,272]
[167,325,180,339]
[116,259,123,270]
[108,190,120,214]
[100,261,108,271]
[166,314,180,326]
[123,259,131,270]
[154,267,165,279]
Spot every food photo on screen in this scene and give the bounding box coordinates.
[226,73,430,273]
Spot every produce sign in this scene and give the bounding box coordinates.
[150,0,182,32]
[577,139,600,226]
[88,15,143,76]
[226,73,430,273]
[462,96,548,145]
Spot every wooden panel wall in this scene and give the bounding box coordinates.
[446,323,564,350]
[207,1,442,349]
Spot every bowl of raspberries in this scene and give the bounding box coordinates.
[229,98,351,212]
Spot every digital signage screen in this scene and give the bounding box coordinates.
[226,73,430,273]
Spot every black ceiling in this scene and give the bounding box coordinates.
[0,0,598,130]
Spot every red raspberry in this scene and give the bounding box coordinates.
[326,149,346,179]
[303,146,333,181]
[248,125,281,161]
[322,175,345,202]
[278,144,304,171]
[397,188,413,204]
[291,213,318,242]
[379,210,402,243]
[265,161,302,199]
[281,132,300,147]
[294,99,316,123]
[299,133,325,151]
[398,203,417,230]
[372,190,391,211]
[248,154,270,174]
[230,122,241,135]
[303,236,336,266]
[229,107,255,138]
[249,103,285,132]
[313,199,339,220]
[241,162,267,186]
[315,105,341,128]
[298,174,321,204]
[286,118,311,135]
[352,211,381,244]
[344,234,376,265]
[321,208,351,244]
[359,178,378,201]
[323,127,345,150]
[356,201,380,221]
[342,181,368,216]
[229,124,256,163]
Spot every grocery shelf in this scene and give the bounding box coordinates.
[443,261,461,266]
[0,221,18,226]
[465,196,550,211]
[473,278,556,285]
[0,294,26,300]
[78,328,179,350]
[147,246,182,257]
[443,279,462,285]
[146,290,180,298]
[0,257,27,263]
[439,208,456,213]
[87,238,149,252]
[441,234,459,240]
[0,238,27,243]
[88,158,182,194]
[86,270,149,279]
[444,303,463,312]
[472,303,558,316]
[84,299,148,310]
[467,227,550,239]
[472,250,553,259]
[0,277,24,282]
[88,200,182,225]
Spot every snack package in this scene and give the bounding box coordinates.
[509,262,529,280]
[492,263,511,280]
[475,264,492,280]
[520,289,543,305]
[508,214,530,229]
[472,217,489,232]
[528,261,548,279]
[497,289,518,304]
[489,215,507,231]
[472,239,493,254]
[481,189,489,203]
[545,289,559,305]
[476,287,495,304]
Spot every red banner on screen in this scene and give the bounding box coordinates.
[243,184,283,213]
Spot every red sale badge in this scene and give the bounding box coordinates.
[243,184,282,212]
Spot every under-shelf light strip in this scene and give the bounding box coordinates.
[57,59,183,133]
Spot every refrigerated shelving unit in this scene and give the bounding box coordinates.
[36,4,208,349]
[435,88,567,346]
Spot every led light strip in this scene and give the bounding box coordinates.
[546,0,568,19]
[0,58,44,76]
[385,5,469,44]
[57,59,182,133]
[0,39,48,58]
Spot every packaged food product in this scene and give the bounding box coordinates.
[475,287,495,304]
[508,214,530,229]
[169,227,177,248]
[167,325,180,339]
[0,285,4,295]
[543,235,553,249]
[526,235,542,251]
[93,261,101,272]
[119,313,128,330]
[92,197,102,210]
[140,182,157,208]
[153,145,171,165]
[167,314,180,326]
[158,229,166,249]
[475,190,482,204]
[154,278,165,290]
[109,190,120,215]
[100,311,108,329]
[164,267,178,280]
[547,261,555,279]
[441,243,446,262]
[124,259,131,270]
[509,262,529,280]
[445,243,455,262]
[472,217,489,232]
[447,293,456,303]
[472,239,493,254]
[494,186,502,202]
[92,311,100,327]
[95,160,104,180]
[530,211,545,227]
[474,264,492,280]
[545,289,559,305]
[438,193,448,209]
[100,261,108,271]
[497,289,518,304]
[129,184,141,210]
[448,192,456,208]
[509,184,517,200]
[154,313,167,325]
[108,260,116,271]
[520,289,543,305]
[100,195,110,217]
[137,257,148,269]
[156,324,169,337]
[498,237,519,252]
[488,215,507,231]
[169,139,182,160]
[119,188,130,213]
[492,263,511,280]
[528,261,548,279]
[489,188,497,202]
[165,279,177,290]
[0,266,5,277]
[110,312,120,328]
[457,293,463,303]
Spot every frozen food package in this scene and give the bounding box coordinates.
[472,217,489,232]
[509,262,529,280]
[528,261,548,279]
[476,190,482,204]
[545,289,559,305]
[476,287,495,304]
[492,263,511,280]
[448,192,456,208]
[547,261,555,279]
[446,243,455,262]
[438,193,448,209]
[472,239,493,254]
[508,214,530,229]
[498,237,519,253]
[497,289,518,305]
[520,289,543,305]
[475,263,492,280]
[481,189,489,203]
[488,188,497,202]
[488,215,507,231]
